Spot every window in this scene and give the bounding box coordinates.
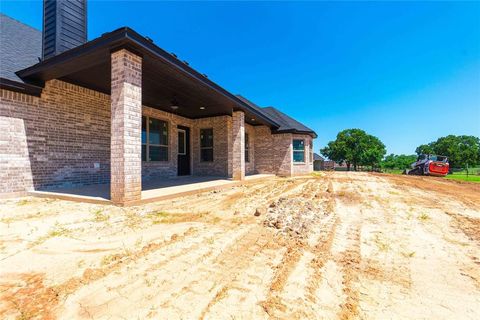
[200,128,213,162]
[178,129,186,155]
[309,140,313,163]
[141,116,169,162]
[245,132,250,163]
[293,139,305,163]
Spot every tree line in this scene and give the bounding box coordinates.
[320,129,480,171]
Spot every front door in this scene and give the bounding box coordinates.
[177,126,190,176]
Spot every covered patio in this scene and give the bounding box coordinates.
[18,27,280,205]
[28,174,274,205]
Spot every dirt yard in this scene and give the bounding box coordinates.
[1,172,479,320]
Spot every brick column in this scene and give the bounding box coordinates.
[232,111,245,180]
[110,49,142,204]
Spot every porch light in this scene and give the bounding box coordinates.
[170,97,179,110]
[200,106,206,110]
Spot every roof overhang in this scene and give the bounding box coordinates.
[0,77,43,96]
[16,27,279,127]
[273,129,317,138]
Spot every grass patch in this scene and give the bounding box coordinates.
[445,174,480,183]
[146,211,208,224]
[444,167,480,183]
[30,222,71,247]
[373,234,391,252]
[382,169,404,175]
[418,213,430,221]
[100,253,122,266]
[92,209,109,222]
[401,251,416,258]
[47,222,71,237]
[17,199,31,206]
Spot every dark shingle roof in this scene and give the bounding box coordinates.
[261,106,316,136]
[313,153,324,161]
[236,95,316,137]
[0,14,41,83]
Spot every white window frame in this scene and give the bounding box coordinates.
[178,129,186,156]
[142,115,169,162]
[292,139,306,164]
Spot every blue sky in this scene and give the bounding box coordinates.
[2,1,479,155]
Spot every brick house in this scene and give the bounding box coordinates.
[0,1,316,205]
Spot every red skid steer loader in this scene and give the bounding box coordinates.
[403,154,449,177]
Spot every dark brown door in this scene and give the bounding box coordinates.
[177,126,190,176]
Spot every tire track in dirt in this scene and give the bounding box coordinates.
[0,226,200,320]
[197,226,277,319]
[59,223,258,319]
[330,175,364,320]
[132,224,276,319]
[226,178,312,215]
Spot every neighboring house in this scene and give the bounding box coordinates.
[322,160,336,171]
[313,153,324,171]
[0,1,316,205]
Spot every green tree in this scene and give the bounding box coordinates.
[415,144,434,155]
[381,154,417,170]
[431,135,480,169]
[416,135,480,169]
[321,129,386,171]
[360,135,387,169]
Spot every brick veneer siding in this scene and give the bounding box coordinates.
[110,49,142,204]
[273,133,294,176]
[245,123,256,175]
[192,115,232,176]
[254,126,314,177]
[254,125,275,174]
[0,79,240,196]
[0,80,110,191]
[0,115,34,195]
[232,111,245,180]
[0,78,313,196]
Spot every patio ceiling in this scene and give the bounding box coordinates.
[16,27,279,127]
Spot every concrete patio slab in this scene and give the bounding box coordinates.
[28,174,275,205]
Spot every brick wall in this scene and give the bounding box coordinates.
[232,111,245,180]
[0,79,242,194]
[273,133,293,176]
[254,125,274,174]
[192,115,232,176]
[0,80,111,191]
[0,115,34,195]
[245,123,256,175]
[254,126,314,177]
[0,79,313,195]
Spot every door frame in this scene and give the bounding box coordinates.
[177,125,191,176]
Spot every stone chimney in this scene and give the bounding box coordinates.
[42,0,87,59]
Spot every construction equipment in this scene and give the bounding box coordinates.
[403,154,449,177]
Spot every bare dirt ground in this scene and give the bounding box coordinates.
[1,172,479,320]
